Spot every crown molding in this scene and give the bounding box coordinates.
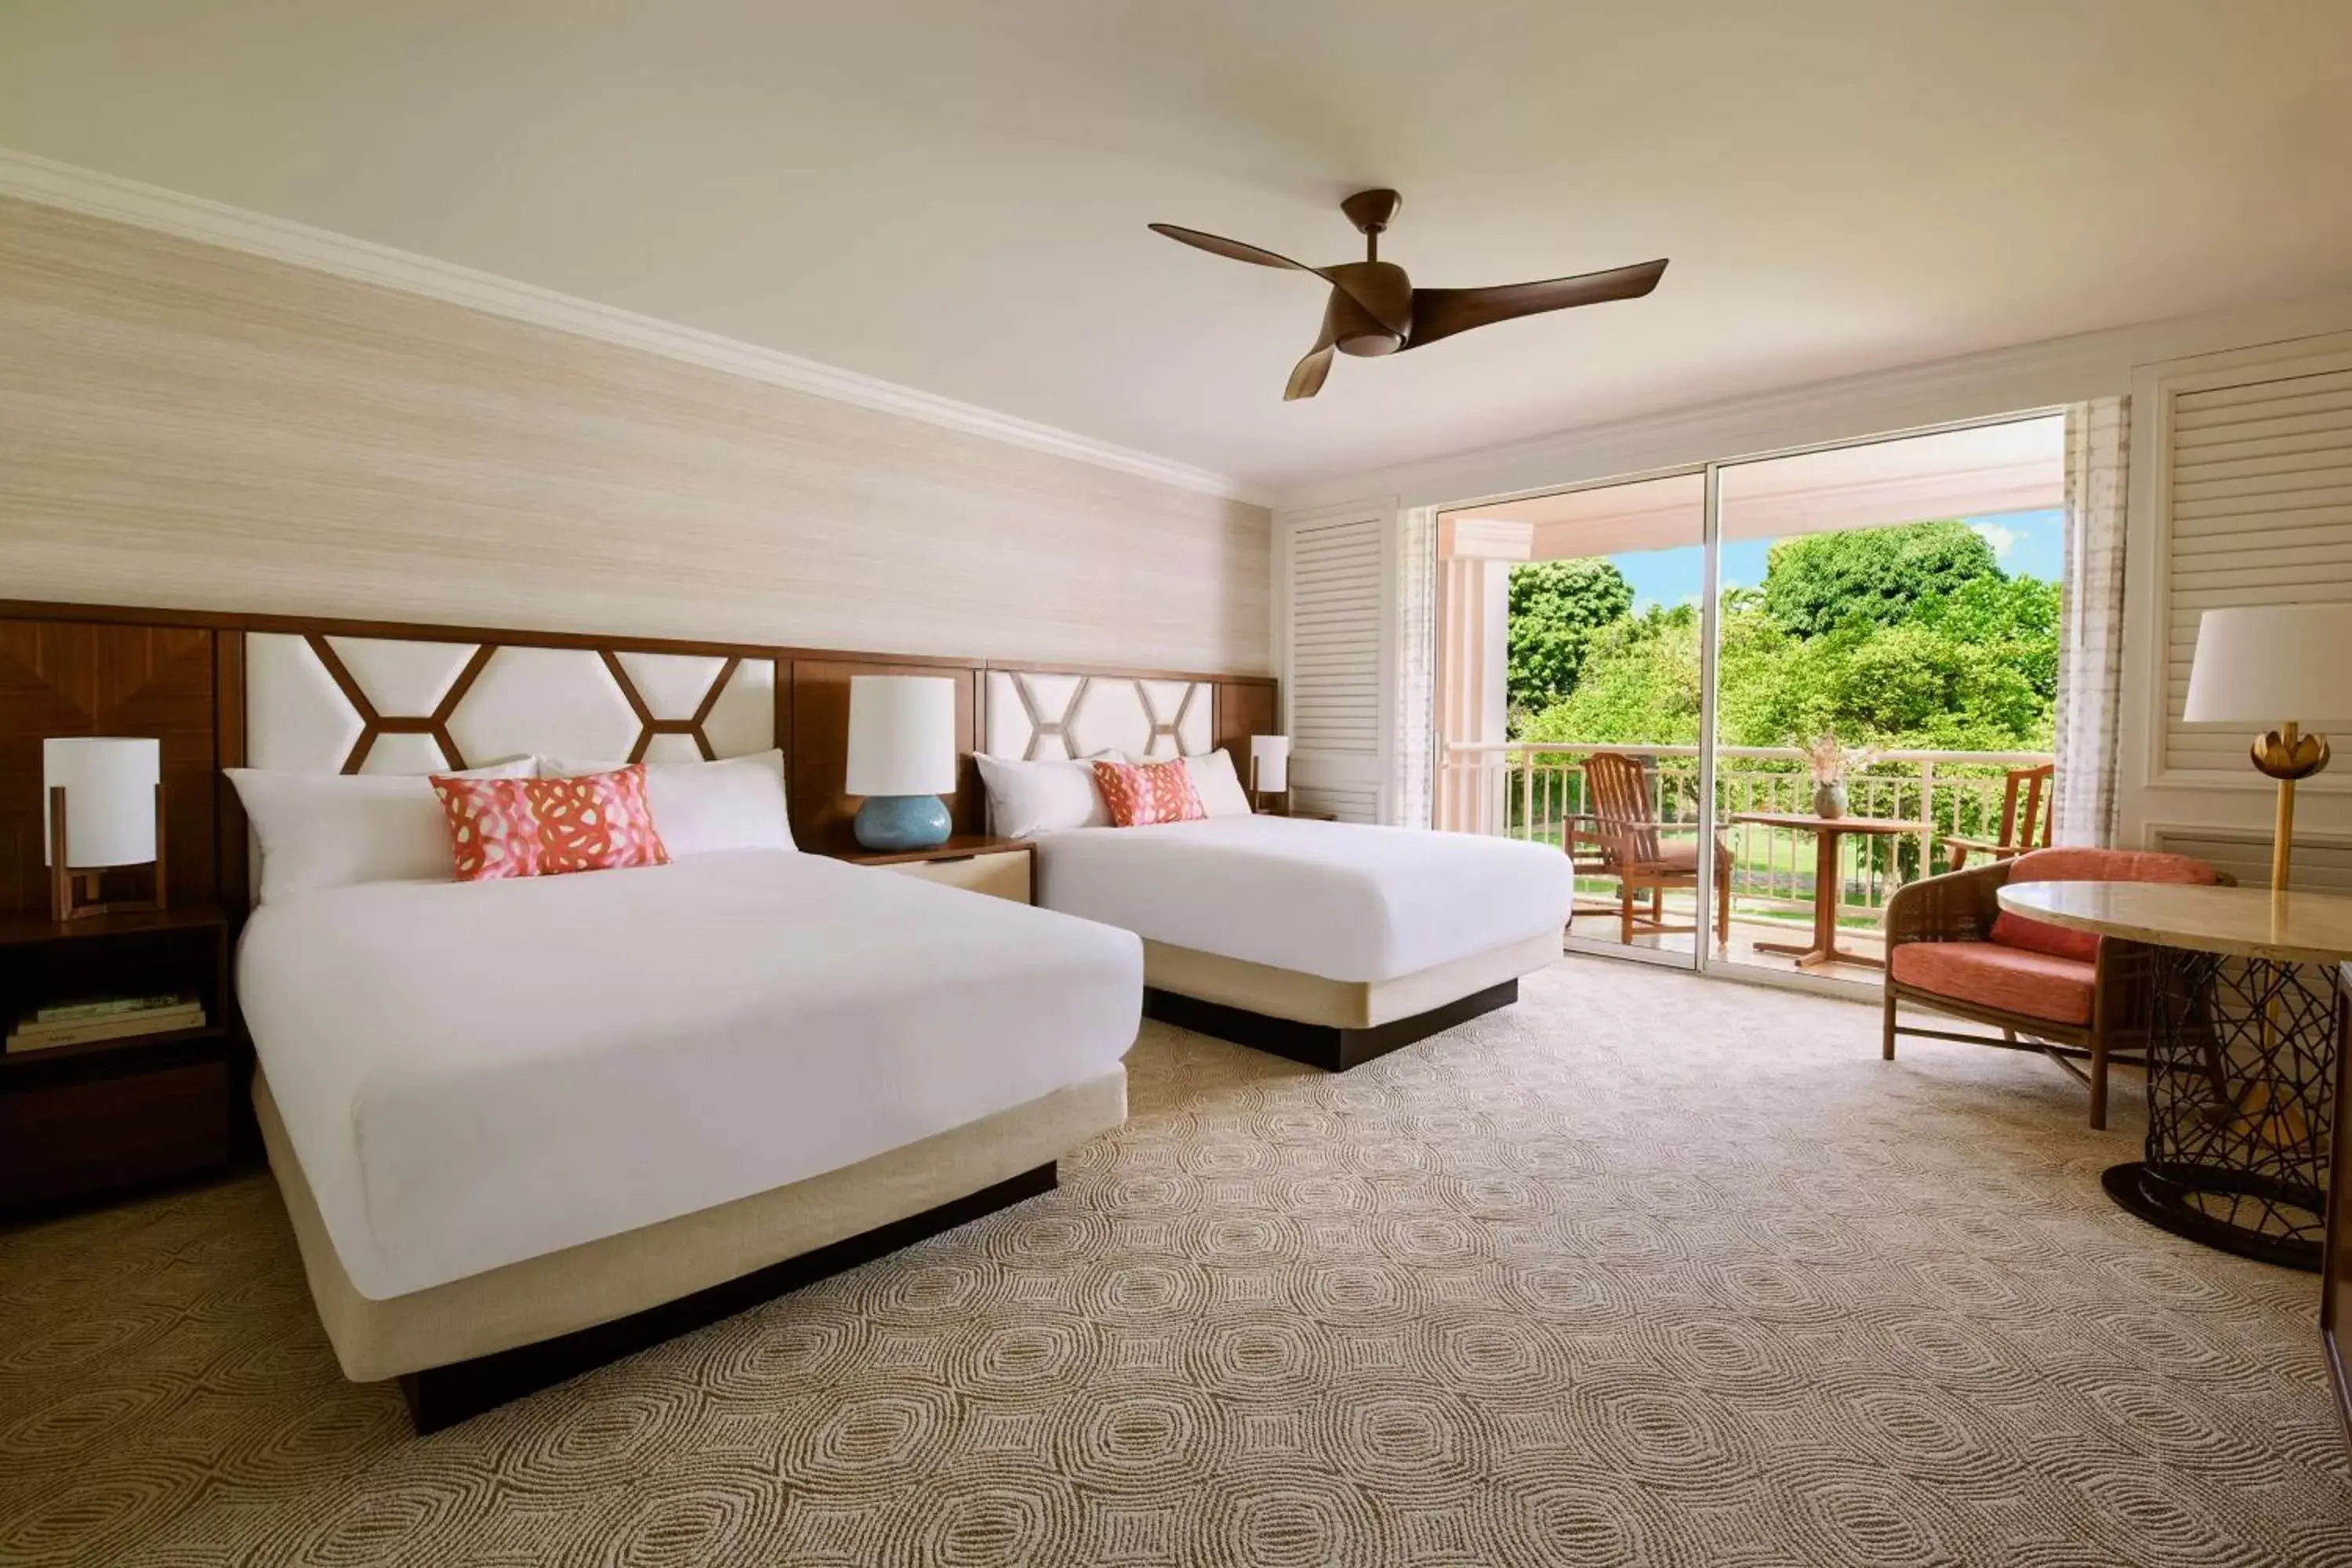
[0,147,1266,506]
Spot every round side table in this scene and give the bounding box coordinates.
[1997,880,2352,1270]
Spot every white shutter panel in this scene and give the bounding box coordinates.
[2161,355,2352,774]
[1282,511,1390,822]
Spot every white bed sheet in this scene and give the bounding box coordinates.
[1033,815,1572,983]
[239,850,1141,1300]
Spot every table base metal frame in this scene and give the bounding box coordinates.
[2105,946,2339,1272]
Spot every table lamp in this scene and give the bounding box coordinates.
[43,736,166,921]
[2183,604,2352,895]
[1249,734,1290,813]
[846,675,958,851]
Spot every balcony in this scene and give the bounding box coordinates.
[1441,741,2053,981]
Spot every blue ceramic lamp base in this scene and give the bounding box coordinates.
[853,793,953,851]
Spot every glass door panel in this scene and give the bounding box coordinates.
[1708,416,2067,985]
[1437,472,1708,968]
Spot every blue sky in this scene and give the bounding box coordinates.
[1613,507,2064,613]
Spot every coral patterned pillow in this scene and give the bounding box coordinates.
[430,766,670,881]
[1091,758,1207,828]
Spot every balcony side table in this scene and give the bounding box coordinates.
[1728,811,1918,970]
[1998,880,2352,1270]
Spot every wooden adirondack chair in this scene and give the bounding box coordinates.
[1570,751,1733,946]
[1939,762,2053,870]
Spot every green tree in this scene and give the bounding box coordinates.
[1506,558,1634,722]
[1760,521,2001,637]
[1520,604,1701,746]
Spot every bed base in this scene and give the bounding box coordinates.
[397,1160,1056,1434]
[1144,979,1518,1072]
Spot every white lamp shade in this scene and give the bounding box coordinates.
[845,676,958,796]
[43,736,161,868]
[2183,605,2352,726]
[1249,734,1290,793]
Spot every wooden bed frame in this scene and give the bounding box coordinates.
[1145,981,1519,1073]
[398,1163,1056,1433]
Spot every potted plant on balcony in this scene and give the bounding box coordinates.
[1801,732,1880,819]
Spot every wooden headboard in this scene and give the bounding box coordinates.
[0,600,1278,914]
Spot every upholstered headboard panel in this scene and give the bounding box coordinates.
[246,633,777,775]
[0,599,1274,910]
[982,670,1215,760]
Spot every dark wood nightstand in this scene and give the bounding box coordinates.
[0,906,238,1217]
[834,836,1036,904]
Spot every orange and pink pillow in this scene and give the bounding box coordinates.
[430,766,670,881]
[1091,758,1207,828]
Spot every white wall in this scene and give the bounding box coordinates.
[0,197,1273,673]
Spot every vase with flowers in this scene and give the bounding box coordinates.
[1799,733,1880,819]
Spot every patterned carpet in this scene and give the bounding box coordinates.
[2,958,2347,1566]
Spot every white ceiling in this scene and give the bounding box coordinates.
[3,2,2350,494]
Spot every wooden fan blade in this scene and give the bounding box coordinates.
[1285,346,1334,401]
[1149,223,1318,274]
[1404,258,1668,350]
[1285,307,1341,401]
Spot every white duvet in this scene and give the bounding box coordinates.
[1033,815,1572,983]
[239,850,1141,1300]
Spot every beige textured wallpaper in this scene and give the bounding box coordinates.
[0,198,1271,672]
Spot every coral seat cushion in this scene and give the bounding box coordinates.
[431,765,670,880]
[1992,847,2219,963]
[1091,758,1207,827]
[1889,941,2096,1025]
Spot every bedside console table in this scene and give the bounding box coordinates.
[0,907,237,1217]
[837,836,1036,905]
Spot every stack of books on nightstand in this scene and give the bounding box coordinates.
[7,993,207,1054]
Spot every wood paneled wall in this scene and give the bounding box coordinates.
[0,621,231,915]
[0,601,1279,913]
[0,198,1271,673]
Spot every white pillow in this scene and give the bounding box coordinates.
[1185,749,1254,817]
[543,750,794,858]
[227,757,535,904]
[974,751,1123,838]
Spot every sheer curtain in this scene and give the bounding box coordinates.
[2052,397,2130,845]
[1389,506,1439,827]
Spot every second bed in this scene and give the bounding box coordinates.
[1031,812,1572,1069]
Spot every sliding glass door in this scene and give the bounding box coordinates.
[1708,416,2066,984]
[1436,471,1711,969]
[1436,409,2067,990]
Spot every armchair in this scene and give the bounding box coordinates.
[1882,847,2224,1128]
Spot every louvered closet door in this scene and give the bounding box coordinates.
[1282,511,1391,822]
[2161,349,2352,775]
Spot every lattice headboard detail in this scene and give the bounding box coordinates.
[982,670,1214,760]
[248,633,777,775]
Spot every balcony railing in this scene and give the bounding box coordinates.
[1439,742,2052,923]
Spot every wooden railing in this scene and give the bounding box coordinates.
[1439,742,2053,922]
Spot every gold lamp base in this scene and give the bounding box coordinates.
[2250,722,2329,896]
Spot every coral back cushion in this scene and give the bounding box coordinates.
[1092,758,1207,828]
[431,766,670,880]
[1991,847,2220,962]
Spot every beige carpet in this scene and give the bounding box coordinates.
[2,958,2347,1567]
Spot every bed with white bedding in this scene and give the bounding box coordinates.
[1031,813,1572,1069]
[239,848,1140,1422]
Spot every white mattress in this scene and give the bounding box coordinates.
[238,850,1142,1301]
[1033,815,1573,984]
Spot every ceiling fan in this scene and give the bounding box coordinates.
[1149,189,1667,401]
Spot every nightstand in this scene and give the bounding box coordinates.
[837,836,1035,904]
[0,907,238,1217]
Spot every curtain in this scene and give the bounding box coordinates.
[2053,396,2130,845]
[1390,506,1438,827]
